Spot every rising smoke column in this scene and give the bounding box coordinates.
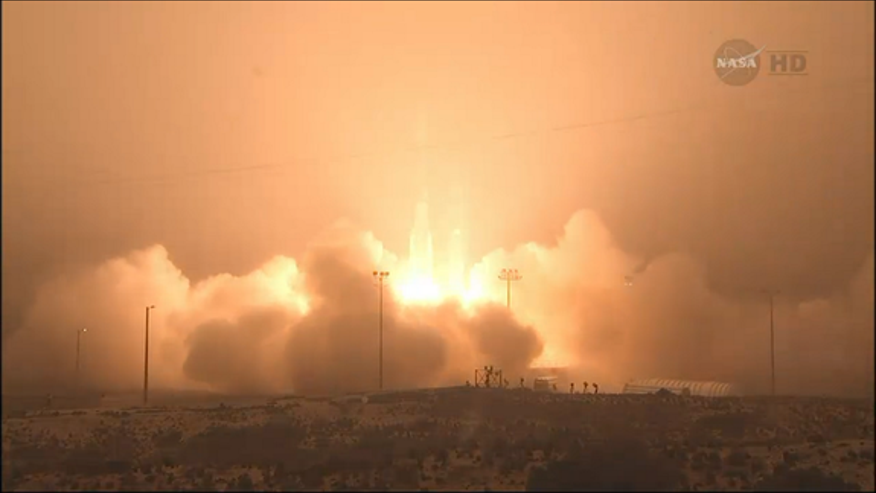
[409,191,435,282]
[0,246,196,392]
[0,218,544,395]
[280,220,543,394]
[446,185,469,296]
[468,210,875,396]
[1,210,871,397]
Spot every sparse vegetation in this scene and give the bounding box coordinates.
[755,466,861,491]
[2,391,873,491]
[526,436,686,491]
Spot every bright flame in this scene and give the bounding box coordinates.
[395,190,487,306]
[393,268,489,307]
[395,274,442,304]
[387,191,565,367]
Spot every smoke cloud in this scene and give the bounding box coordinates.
[3,210,872,398]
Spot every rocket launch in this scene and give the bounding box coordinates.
[400,187,472,304]
[408,190,435,282]
[398,107,471,303]
[447,186,468,294]
[399,190,440,303]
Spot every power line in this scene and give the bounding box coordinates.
[66,102,703,187]
[9,74,872,188]
[15,85,728,187]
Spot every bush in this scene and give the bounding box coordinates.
[695,412,752,440]
[178,421,306,467]
[153,429,183,448]
[727,449,749,468]
[755,466,860,491]
[525,438,685,491]
[229,473,254,492]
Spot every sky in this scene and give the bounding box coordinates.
[1,1,873,395]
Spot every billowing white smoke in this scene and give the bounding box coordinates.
[2,211,872,397]
[471,211,873,396]
[1,219,542,395]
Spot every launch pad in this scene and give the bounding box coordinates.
[472,365,508,389]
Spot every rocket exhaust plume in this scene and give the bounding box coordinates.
[401,191,440,303]
[447,185,469,296]
[1,210,872,398]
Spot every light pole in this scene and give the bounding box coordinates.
[625,276,779,395]
[144,305,156,405]
[373,271,389,391]
[76,327,87,382]
[733,287,781,396]
[498,268,522,309]
[762,290,779,396]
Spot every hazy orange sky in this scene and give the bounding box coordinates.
[2,1,873,337]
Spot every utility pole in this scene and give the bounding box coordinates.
[373,271,390,391]
[76,327,87,383]
[763,290,779,396]
[498,268,522,309]
[143,305,156,405]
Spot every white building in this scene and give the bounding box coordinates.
[622,378,740,397]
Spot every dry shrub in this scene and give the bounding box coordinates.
[152,429,183,448]
[356,426,396,453]
[754,466,860,491]
[12,425,142,477]
[391,462,420,489]
[525,436,685,491]
[178,421,306,467]
[695,411,759,441]
[726,449,750,468]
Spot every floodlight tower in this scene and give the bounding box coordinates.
[498,268,523,309]
[373,271,390,391]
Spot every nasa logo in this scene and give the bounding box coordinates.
[714,39,765,86]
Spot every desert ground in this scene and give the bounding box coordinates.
[2,388,874,491]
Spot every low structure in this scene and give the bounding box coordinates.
[622,378,740,397]
[528,366,570,380]
[533,376,558,392]
[474,366,507,388]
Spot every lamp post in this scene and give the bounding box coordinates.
[143,305,156,405]
[498,268,522,309]
[763,290,779,396]
[372,271,389,391]
[76,327,87,382]
[628,278,782,397]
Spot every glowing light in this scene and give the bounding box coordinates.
[392,265,490,308]
[388,193,559,373]
[294,294,312,315]
[395,275,442,304]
